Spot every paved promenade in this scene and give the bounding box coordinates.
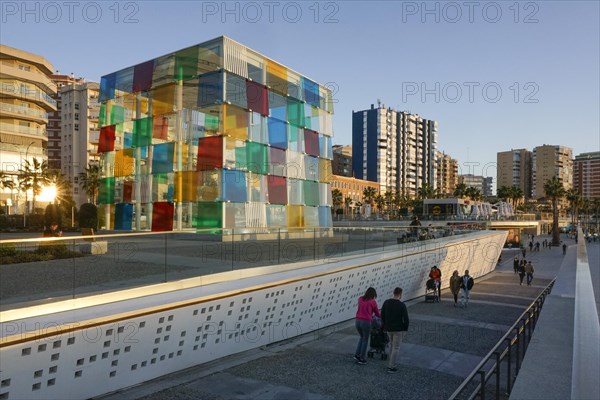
[99,235,576,400]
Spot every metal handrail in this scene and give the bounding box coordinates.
[448,278,556,400]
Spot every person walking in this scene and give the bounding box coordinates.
[521,246,526,258]
[449,270,462,306]
[428,265,442,300]
[528,241,534,252]
[460,270,474,308]
[381,287,409,374]
[518,260,526,285]
[562,243,567,255]
[525,261,534,286]
[513,256,519,274]
[354,287,380,365]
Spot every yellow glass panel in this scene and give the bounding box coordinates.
[114,148,134,177]
[152,83,176,117]
[287,205,304,228]
[223,104,248,141]
[318,158,332,183]
[174,171,198,202]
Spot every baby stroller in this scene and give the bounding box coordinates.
[425,279,440,303]
[367,317,388,360]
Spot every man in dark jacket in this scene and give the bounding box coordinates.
[381,287,409,374]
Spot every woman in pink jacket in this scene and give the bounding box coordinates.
[354,287,381,365]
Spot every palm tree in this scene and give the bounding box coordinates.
[0,172,15,191]
[509,186,524,209]
[565,189,581,225]
[363,187,377,205]
[344,196,353,217]
[80,164,102,204]
[417,183,435,200]
[374,194,385,215]
[544,176,566,246]
[331,188,343,213]
[453,183,467,198]
[465,186,482,201]
[18,157,50,213]
[496,185,511,202]
[383,191,393,213]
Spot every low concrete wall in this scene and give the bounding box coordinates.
[0,230,506,400]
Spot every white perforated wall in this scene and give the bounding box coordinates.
[0,231,506,399]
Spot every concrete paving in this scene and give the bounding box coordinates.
[99,234,572,400]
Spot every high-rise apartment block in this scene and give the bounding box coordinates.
[0,44,56,211]
[496,148,532,198]
[352,103,437,198]
[532,145,573,198]
[435,150,458,196]
[47,74,85,171]
[332,144,352,177]
[60,81,101,206]
[458,174,493,197]
[573,151,600,200]
[98,36,334,231]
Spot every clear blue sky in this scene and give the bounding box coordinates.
[3,0,599,181]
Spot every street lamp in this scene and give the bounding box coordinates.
[22,141,35,226]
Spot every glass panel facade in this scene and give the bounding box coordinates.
[98,37,333,231]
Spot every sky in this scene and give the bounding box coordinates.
[2,0,599,184]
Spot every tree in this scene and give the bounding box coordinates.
[18,158,50,213]
[344,196,353,216]
[383,191,393,213]
[331,189,343,213]
[374,194,385,214]
[496,185,511,202]
[509,186,524,208]
[465,186,482,201]
[453,183,467,198]
[417,183,435,200]
[0,172,15,191]
[565,189,581,225]
[544,176,566,246]
[363,187,377,205]
[80,164,101,204]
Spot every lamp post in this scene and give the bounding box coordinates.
[22,141,35,227]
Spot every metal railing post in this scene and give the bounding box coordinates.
[515,327,521,374]
[479,370,486,400]
[505,338,513,393]
[494,351,501,399]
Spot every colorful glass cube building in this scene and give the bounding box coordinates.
[98,36,334,232]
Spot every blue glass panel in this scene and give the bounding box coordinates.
[301,77,320,108]
[318,206,332,227]
[222,170,247,203]
[115,203,133,230]
[320,135,333,159]
[99,73,116,102]
[152,142,175,174]
[225,73,247,109]
[267,118,288,150]
[268,91,287,122]
[266,205,287,227]
[198,70,223,108]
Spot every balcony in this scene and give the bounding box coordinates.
[0,62,57,95]
[0,122,47,139]
[0,83,57,110]
[0,102,48,123]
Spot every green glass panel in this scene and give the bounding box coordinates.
[110,105,125,125]
[205,114,219,131]
[99,103,107,126]
[193,201,222,229]
[133,117,153,147]
[287,97,304,127]
[246,142,268,174]
[98,177,115,204]
[234,144,247,170]
[303,180,319,206]
[175,46,199,81]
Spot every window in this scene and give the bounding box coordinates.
[74,124,79,131]
[18,64,31,71]
[75,113,79,120]
[75,103,79,110]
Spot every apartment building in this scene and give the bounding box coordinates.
[532,144,573,198]
[497,148,532,198]
[573,151,600,200]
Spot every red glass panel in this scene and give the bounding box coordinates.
[153,116,169,140]
[123,181,133,203]
[151,202,174,232]
[133,60,154,92]
[246,80,269,116]
[98,125,116,152]
[267,176,287,204]
[197,136,223,170]
[304,128,320,157]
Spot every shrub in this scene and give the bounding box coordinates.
[44,204,62,228]
[79,203,98,229]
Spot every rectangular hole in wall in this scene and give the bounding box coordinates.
[21,348,31,356]
[49,366,57,374]
[74,371,82,378]
[47,378,55,387]
[32,383,41,391]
